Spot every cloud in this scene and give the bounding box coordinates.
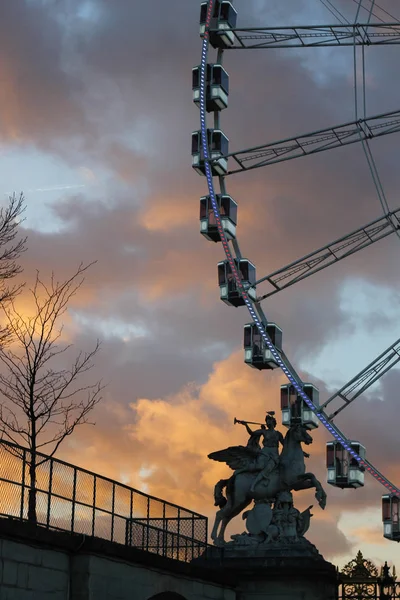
[0,1,90,148]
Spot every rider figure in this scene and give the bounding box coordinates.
[240,421,265,451]
[249,412,284,493]
[237,412,310,493]
[236,412,284,492]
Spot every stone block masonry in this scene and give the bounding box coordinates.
[1,537,69,600]
[0,517,338,600]
[0,518,235,600]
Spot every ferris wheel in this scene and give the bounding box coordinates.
[192,0,400,542]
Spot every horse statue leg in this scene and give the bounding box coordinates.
[211,473,253,545]
[293,472,327,509]
[211,478,231,543]
[211,507,224,543]
[217,514,231,545]
[211,502,242,546]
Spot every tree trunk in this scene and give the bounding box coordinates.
[28,452,37,524]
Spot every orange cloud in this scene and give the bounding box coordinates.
[138,191,196,233]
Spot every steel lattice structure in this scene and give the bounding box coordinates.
[209,23,400,49]
[256,209,400,300]
[198,0,400,503]
[215,111,400,174]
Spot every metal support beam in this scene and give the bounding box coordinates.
[255,209,400,300]
[213,110,400,174]
[320,338,400,419]
[214,23,400,49]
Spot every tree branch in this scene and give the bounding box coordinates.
[0,262,103,491]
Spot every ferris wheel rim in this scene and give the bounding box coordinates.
[198,0,399,496]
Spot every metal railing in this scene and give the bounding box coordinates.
[126,518,209,561]
[0,439,208,562]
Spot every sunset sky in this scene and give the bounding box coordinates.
[1,0,400,570]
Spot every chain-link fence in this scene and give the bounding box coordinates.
[0,440,208,562]
[126,517,208,561]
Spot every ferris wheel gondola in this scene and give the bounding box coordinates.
[243,322,282,370]
[192,129,229,176]
[383,494,400,542]
[200,194,237,242]
[218,259,256,306]
[280,384,319,430]
[192,64,229,112]
[326,441,366,489]
[195,0,400,540]
[200,1,237,47]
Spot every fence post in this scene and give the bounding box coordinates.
[92,475,96,537]
[20,448,26,520]
[46,459,54,528]
[71,467,77,533]
[162,502,166,557]
[177,508,181,561]
[111,482,115,542]
[125,489,134,546]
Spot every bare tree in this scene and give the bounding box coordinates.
[0,263,104,523]
[0,193,27,342]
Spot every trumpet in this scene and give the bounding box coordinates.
[234,417,264,427]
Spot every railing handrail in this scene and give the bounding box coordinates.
[0,476,207,524]
[127,519,209,546]
[129,517,203,522]
[0,438,208,562]
[0,438,206,519]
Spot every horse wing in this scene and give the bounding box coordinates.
[208,445,258,470]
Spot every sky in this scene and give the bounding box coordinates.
[1,0,400,571]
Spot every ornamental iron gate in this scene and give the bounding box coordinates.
[339,551,398,600]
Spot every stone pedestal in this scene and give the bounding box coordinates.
[236,558,337,600]
[197,541,338,600]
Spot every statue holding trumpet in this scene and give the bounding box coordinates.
[208,410,326,546]
[233,412,284,493]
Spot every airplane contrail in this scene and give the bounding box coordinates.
[4,184,86,195]
[28,184,86,193]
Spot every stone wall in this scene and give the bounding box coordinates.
[0,518,235,600]
[1,536,69,600]
[71,554,233,600]
[0,518,339,600]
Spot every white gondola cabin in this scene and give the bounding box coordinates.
[382,494,400,541]
[192,65,229,112]
[244,323,282,370]
[218,259,256,306]
[280,384,319,430]
[200,195,237,242]
[200,1,237,48]
[192,129,229,176]
[326,441,366,489]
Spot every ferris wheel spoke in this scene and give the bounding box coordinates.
[362,460,398,490]
[215,23,400,49]
[254,209,400,301]
[230,236,242,260]
[320,338,400,419]
[213,110,400,174]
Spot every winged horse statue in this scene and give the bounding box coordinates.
[208,413,326,545]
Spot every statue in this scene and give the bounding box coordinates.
[208,412,326,546]
[232,490,314,546]
[235,412,284,493]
